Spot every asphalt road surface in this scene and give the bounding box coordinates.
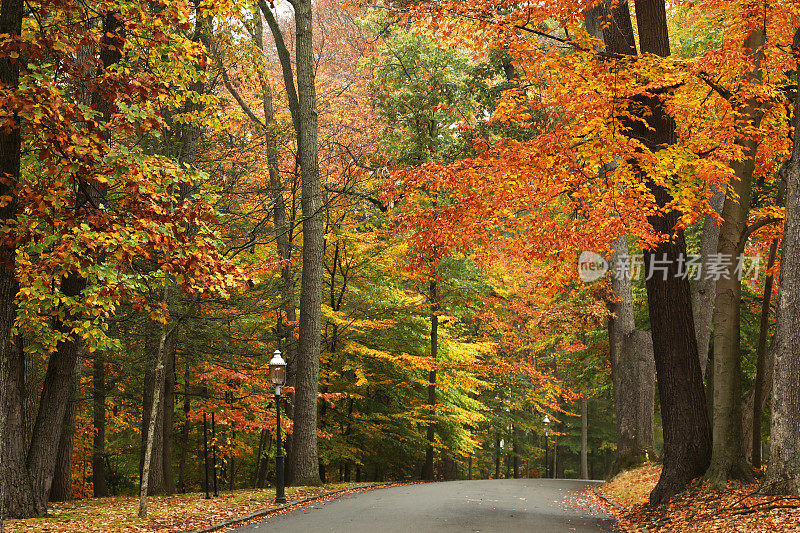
[232,479,616,533]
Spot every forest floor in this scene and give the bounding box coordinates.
[0,482,383,533]
[597,463,800,532]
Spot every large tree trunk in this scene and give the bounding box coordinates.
[1,343,38,518]
[26,10,120,512]
[0,0,36,516]
[632,0,712,505]
[609,236,656,473]
[257,0,302,487]
[764,28,800,495]
[705,27,765,489]
[26,275,85,511]
[586,1,653,476]
[50,358,82,502]
[586,3,656,476]
[92,350,108,497]
[290,0,324,487]
[422,280,439,481]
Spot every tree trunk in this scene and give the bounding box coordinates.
[705,27,765,489]
[162,341,176,494]
[588,4,656,475]
[254,14,296,363]
[255,429,271,488]
[512,424,519,479]
[177,359,190,493]
[553,430,558,479]
[92,351,108,497]
[26,275,85,512]
[581,397,589,480]
[140,339,165,495]
[50,358,82,502]
[26,11,120,512]
[494,434,500,478]
[746,235,779,468]
[290,0,324,487]
[423,280,438,481]
[139,308,172,518]
[0,0,40,515]
[632,0,712,505]
[609,236,656,473]
[693,188,725,377]
[764,28,800,495]
[1,342,38,518]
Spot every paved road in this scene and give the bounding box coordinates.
[232,479,616,533]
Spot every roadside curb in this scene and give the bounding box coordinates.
[591,486,650,533]
[185,482,393,533]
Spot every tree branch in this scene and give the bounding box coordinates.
[743,217,783,243]
[258,0,301,134]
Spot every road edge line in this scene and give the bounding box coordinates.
[184,482,393,533]
[590,486,650,533]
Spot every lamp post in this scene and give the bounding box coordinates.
[270,350,287,504]
[543,415,550,479]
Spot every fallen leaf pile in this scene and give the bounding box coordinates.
[599,463,800,532]
[1,483,374,533]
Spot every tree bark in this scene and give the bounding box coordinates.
[494,434,500,478]
[177,359,190,493]
[764,28,800,495]
[26,11,120,511]
[581,397,589,479]
[291,0,324,487]
[92,351,108,497]
[512,424,519,479]
[705,27,765,489]
[140,338,165,495]
[0,0,40,515]
[26,275,85,511]
[746,234,779,468]
[50,357,82,502]
[162,341,176,494]
[253,13,297,360]
[1,342,38,518]
[139,301,173,517]
[422,280,438,481]
[693,188,725,377]
[587,4,656,475]
[632,0,712,505]
[609,236,656,473]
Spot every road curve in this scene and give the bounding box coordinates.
[232,479,616,533]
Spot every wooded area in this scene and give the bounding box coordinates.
[2,0,800,524]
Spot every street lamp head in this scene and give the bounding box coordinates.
[543,414,550,436]
[269,350,286,387]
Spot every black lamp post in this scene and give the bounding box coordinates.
[270,350,287,504]
[543,415,550,479]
